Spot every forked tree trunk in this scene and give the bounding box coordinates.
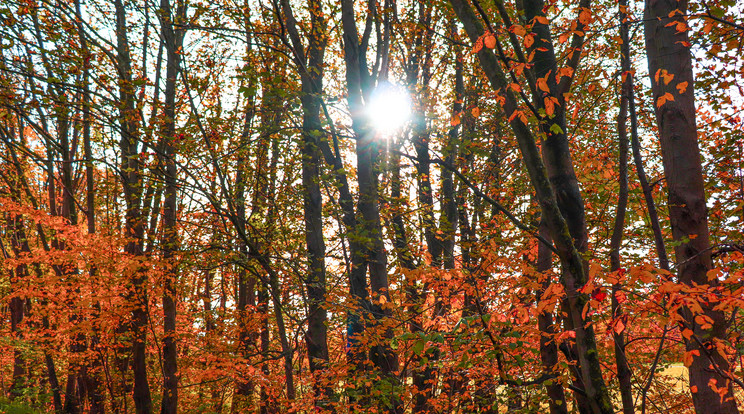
[446,1,613,412]
[114,0,151,411]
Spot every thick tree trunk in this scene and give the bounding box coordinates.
[644,1,739,412]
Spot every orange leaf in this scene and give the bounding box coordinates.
[484,33,496,49]
[450,113,461,127]
[511,24,527,37]
[682,328,693,340]
[472,38,483,53]
[662,71,674,85]
[676,81,689,94]
[691,385,698,393]
[471,107,481,118]
[524,34,535,48]
[537,78,550,93]
[534,16,549,25]
[657,92,675,107]
[683,349,700,367]
[613,319,625,335]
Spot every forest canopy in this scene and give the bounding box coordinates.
[1,0,743,413]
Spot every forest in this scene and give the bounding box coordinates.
[0,0,743,412]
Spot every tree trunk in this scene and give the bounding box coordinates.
[611,3,634,412]
[158,0,185,412]
[114,0,151,411]
[644,1,739,412]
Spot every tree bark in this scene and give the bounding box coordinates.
[644,1,739,412]
[157,0,186,412]
[279,0,332,406]
[610,3,634,412]
[114,0,151,411]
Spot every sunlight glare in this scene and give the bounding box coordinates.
[367,82,412,134]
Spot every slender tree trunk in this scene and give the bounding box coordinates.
[158,1,185,412]
[535,223,569,414]
[114,0,151,411]
[6,213,27,400]
[610,3,634,412]
[644,1,739,412]
[279,0,332,406]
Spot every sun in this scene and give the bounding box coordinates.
[366,82,412,134]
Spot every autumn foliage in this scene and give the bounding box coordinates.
[1,0,743,413]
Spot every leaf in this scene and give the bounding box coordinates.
[682,328,693,340]
[524,34,535,49]
[591,287,607,302]
[662,72,674,85]
[412,339,425,356]
[484,33,497,49]
[613,319,625,335]
[544,97,556,116]
[534,16,549,25]
[471,107,481,118]
[683,349,700,367]
[691,385,698,393]
[472,37,484,53]
[537,77,550,93]
[511,24,526,37]
[657,92,675,107]
[450,113,461,126]
[676,81,689,94]
[549,123,563,135]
